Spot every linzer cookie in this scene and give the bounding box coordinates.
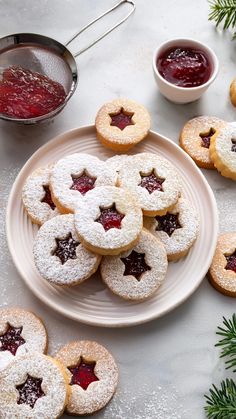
[144,197,199,260]
[101,229,167,300]
[208,232,236,296]
[0,353,70,419]
[33,214,101,286]
[209,125,236,180]
[95,98,151,151]
[55,340,118,416]
[22,166,59,225]
[74,186,143,255]
[179,116,227,169]
[0,307,47,371]
[50,153,117,213]
[118,152,181,216]
[230,77,236,107]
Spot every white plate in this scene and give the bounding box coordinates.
[6,125,218,327]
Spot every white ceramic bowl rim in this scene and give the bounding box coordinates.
[152,37,219,91]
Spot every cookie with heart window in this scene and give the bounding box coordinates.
[209,124,236,180]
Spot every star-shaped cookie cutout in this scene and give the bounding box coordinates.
[155,213,181,236]
[139,170,165,194]
[109,107,134,130]
[16,374,45,408]
[68,357,99,390]
[52,233,79,264]
[0,324,25,355]
[121,250,151,280]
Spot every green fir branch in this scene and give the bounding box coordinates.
[205,379,236,418]
[216,314,236,371]
[208,0,236,39]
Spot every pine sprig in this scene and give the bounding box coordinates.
[208,0,236,39]
[216,314,236,371]
[205,379,236,418]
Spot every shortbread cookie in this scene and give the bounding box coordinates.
[101,229,167,300]
[50,153,117,213]
[118,152,181,216]
[0,353,70,419]
[209,124,236,180]
[230,77,236,106]
[0,307,47,371]
[55,340,118,416]
[33,214,101,286]
[179,116,227,169]
[74,186,143,255]
[95,98,151,151]
[208,232,236,296]
[144,198,199,260]
[22,166,59,225]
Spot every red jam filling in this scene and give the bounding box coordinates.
[121,250,151,280]
[70,171,96,195]
[155,213,181,236]
[200,128,215,149]
[41,185,56,210]
[68,357,99,390]
[157,47,211,88]
[231,139,236,152]
[52,233,79,264]
[109,107,134,130]
[0,324,25,355]
[0,66,66,119]
[96,204,124,231]
[225,250,236,273]
[17,375,45,408]
[139,170,165,194]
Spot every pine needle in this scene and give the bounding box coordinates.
[205,379,236,418]
[208,0,236,39]
[216,314,236,371]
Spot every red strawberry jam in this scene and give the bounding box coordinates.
[225,250,236,273]
[0,66,66,119]
[231,139,236,152]
[68,358,99,390]
[41,185,56,210]
[121,250,151,280]
[157,47,211,88]
[70,172,96,195]
[96,204,124,231]
[52,233,79,264]
[156,213,181,236]
[139,170,165,194]
[0,324,25,355]
[200,128,215,149]
[109,107,134,130]
[17,375,45,408]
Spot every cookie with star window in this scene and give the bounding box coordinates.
[55,340,118,416]
[33,214,101,286]
[209,124,236,180]
[101,229,167,300]
[0,307,47,372]
[95,98,151,151]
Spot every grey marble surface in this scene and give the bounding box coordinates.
[0,1,236,418]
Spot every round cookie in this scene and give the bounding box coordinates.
[101,229,168,300]
[230,77,236,107]
[22,166,59,225]
[208,232,236,296]
[55,340,118,416]
[144,197,199,261]
[118,152,181,216]
[0,307,47,371]
[33,214,101,286]
[74,186,143,255]
[0,353,70,419]
[50,153,117,213]
[95,98,151,151]
[179,116,227,169]
[209,124,236,180]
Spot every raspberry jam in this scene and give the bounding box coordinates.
[225,251,236,273]
[0,324,25,355]
[17,375,45,408]
[70,171,96,195]
[200,128,215,149]
[109,107,134,130]
[156,213,181,236]
[41,185,56,210]
[157,47,211,88]
[68,358,99,390]
[121,250,151,280]
[0,66,66,119]
[52,233,79,264]
[231,139,236,152]
[96,204,124,231]
[139,170,165,194]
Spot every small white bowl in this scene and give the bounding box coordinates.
[152,38,219,104]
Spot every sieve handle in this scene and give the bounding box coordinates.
[65,0,135,57]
